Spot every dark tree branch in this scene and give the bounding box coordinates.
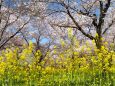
[98,1,104,30]
[62,2,95,40]
[20,31,29,46]
[53,24,77,28]
[0,14,20,41]
[98,0,111,29]
[0,0,3,24]
[0,18,30,49]
[103,19,115,34]
[103,0,111,14]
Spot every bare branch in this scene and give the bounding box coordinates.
[0,18,30,49]
[103,19,115,34]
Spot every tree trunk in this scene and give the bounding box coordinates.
[95,35,102,49]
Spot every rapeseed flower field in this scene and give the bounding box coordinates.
[0,41,115,86]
